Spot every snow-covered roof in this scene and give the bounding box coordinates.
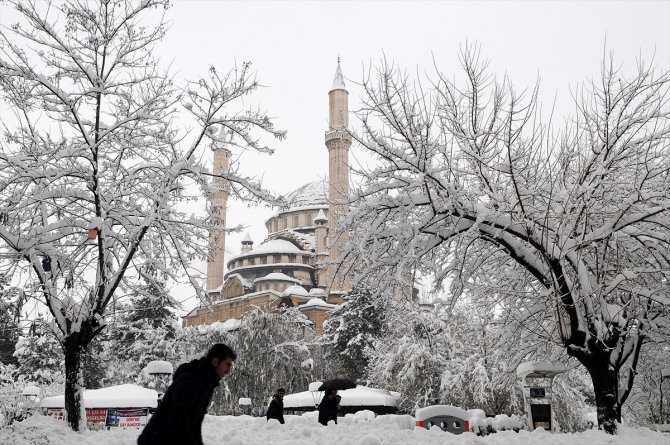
[283,285,309,297]
[208,318,243,332]
[254,273,301,284]
[283,386,398,409]
[40,384,158,409]
[226,273,254,288]
[144,360,173,375]
[299,298,337,310]
[22,386,40,397]
[516,361,567,378]
[330,59,347,92]
[283,180,328,210]
[308,287,326,296]
[242,232,253,244]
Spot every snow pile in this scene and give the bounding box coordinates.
[2,413,670,445]
[470,413,526,435]
[143,361,173,376]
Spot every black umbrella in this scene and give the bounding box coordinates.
[317,379,356,392]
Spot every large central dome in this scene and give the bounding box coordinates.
[284,180,328,210]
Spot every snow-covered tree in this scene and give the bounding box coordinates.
[0,0,284,430]
[342,46,670,433]
[211,308,314,415]
[102,272,178,384]
[0,274,20,366]
[322,284,386,381]
[14,320,64,386]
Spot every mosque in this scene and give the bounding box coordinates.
[183,61,352,334]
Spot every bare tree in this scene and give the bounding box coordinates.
[0,0,284,430]
[343,46,670,433]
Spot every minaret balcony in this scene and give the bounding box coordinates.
[325,129,352,144]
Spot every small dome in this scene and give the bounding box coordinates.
[254,273,300,284]
[314,209,328,224]
[309,288,326,296]
[248,239,301,256]
[283,285,309,297]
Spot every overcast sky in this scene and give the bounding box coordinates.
[159,0,669,311]
[2,1,669,313]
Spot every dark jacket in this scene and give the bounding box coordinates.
[138,358,220,445]
[265,395,285,424]
[317,395,339,426]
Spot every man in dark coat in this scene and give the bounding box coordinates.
[265,387,286,424]
[137,344,236,445]
[317,389,340,426]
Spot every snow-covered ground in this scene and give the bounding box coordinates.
[1,411,668,445]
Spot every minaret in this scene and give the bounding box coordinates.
[324,58,351,296]
[206,142,231,295]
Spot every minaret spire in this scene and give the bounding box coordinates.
[330,57,347,93]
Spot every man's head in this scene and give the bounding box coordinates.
[276,388,286,399]
[325,389,338,398]
[207,343,237,379]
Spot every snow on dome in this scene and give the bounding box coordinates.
[309,287,326,296]
[299,298,337,310]
[249,239,302,255]
[254,273,300,284]
[228,239,304,264]
[40,384,158,409]
[144,360,173,375]
[283,285,309,297]
[284,180,328,210]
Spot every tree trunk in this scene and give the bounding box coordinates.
[63,334,86,431]
[587,363,620,434]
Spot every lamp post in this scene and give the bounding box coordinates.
[145,360,173,404]
[661,368,670,424]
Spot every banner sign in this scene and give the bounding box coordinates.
[86,408,109,426]
[46,408,66,421]
[46,407,148,429]
[105,408,149,429]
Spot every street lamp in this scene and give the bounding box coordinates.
[144,360,173,403]
[660,368,670,424]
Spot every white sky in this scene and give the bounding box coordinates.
[2,0,670,315]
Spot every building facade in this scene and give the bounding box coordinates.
[183,61,352,334]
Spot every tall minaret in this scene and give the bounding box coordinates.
[324,58,351,296]
[206,143,231,295]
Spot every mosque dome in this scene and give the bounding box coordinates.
[284,180,328,210]
[283,285,310,297]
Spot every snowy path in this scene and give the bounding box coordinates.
[0,412,668,445]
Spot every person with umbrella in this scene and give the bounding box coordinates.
[318,389,341,425]
[316,379,355,426]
